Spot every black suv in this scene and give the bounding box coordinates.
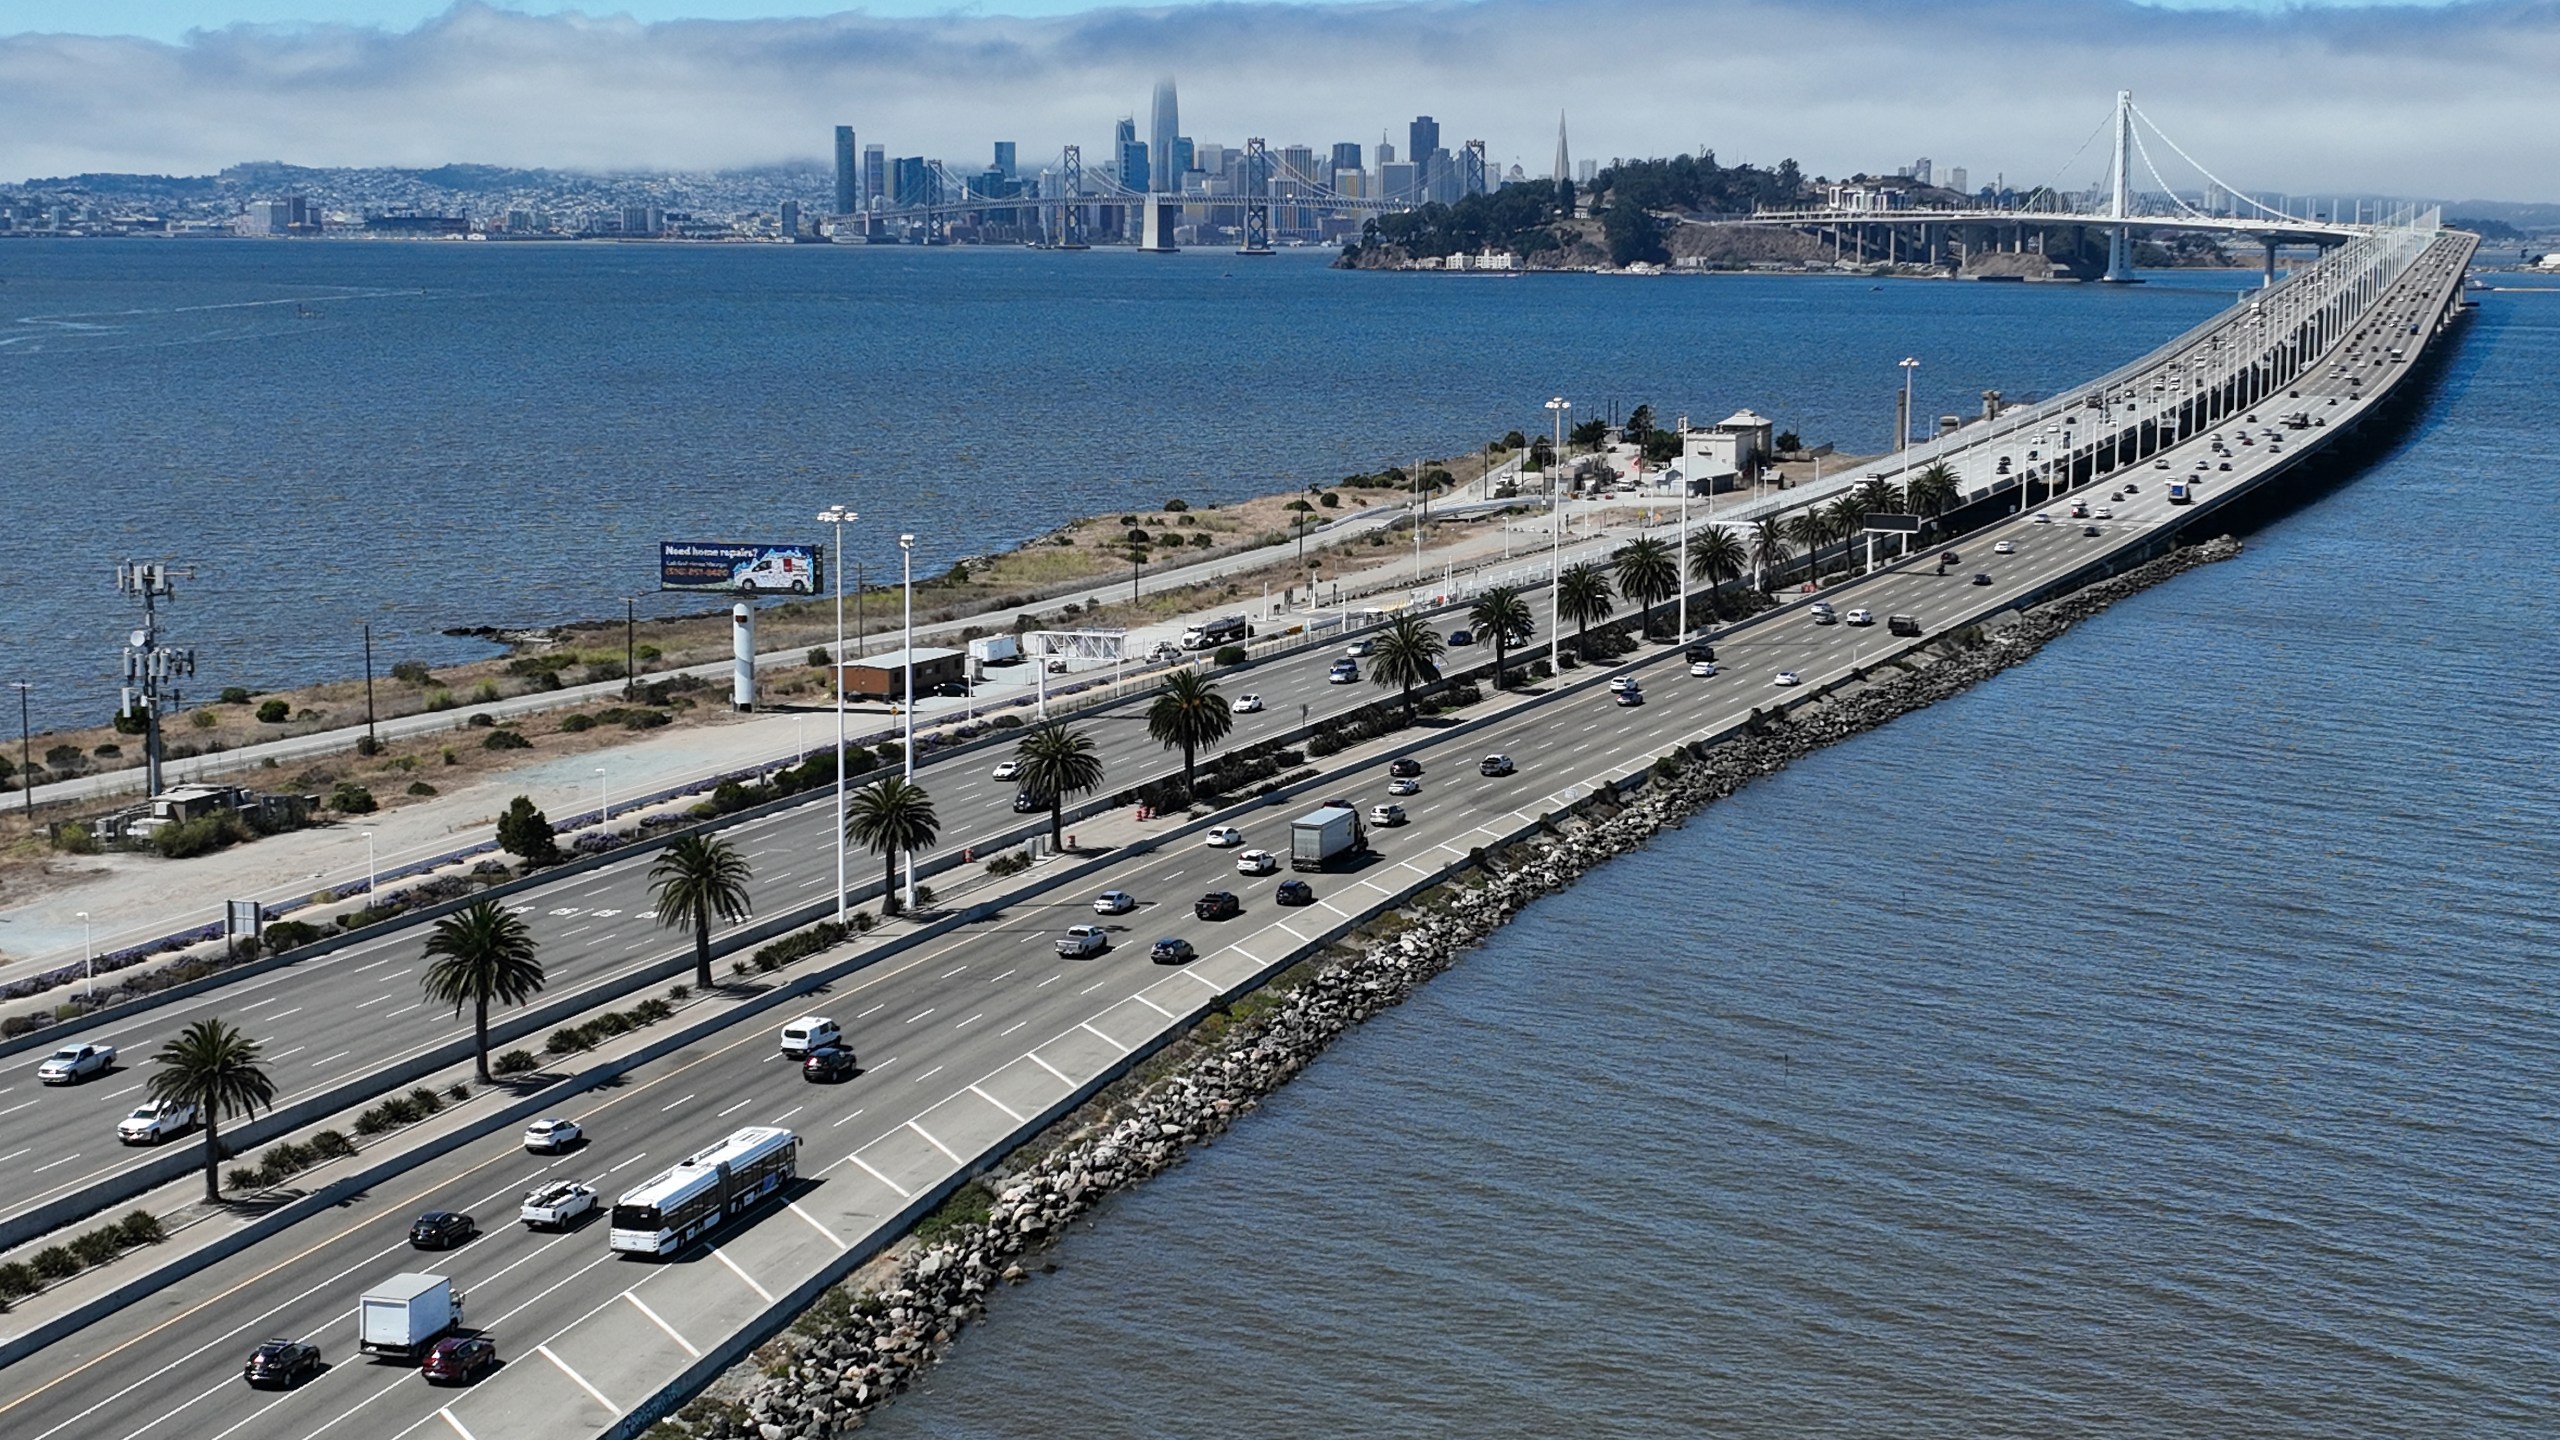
[1011,791,1043,813]
[1276,879,1314,906]
[1388,758,1423,779]
[802,1046,860,1082]
[409,1210,477,1250]
[1194,891,1241,921]
[243,1337,322,1388]
[1685,643,1717,664]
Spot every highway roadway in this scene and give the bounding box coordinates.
[0,600,1571,1231]
[0,224,2476,1439]
[0,224,2469,1241]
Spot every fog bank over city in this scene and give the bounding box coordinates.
[2,0,2554,198]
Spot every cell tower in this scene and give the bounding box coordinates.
[117,560,197,798]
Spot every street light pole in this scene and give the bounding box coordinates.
[360,831,375,899]
[624,598,637,701]
[595,767,608,827]
[360,621,377,748]
[78,910,92,1000]
[1899,356,1920,451]
[1676,413,1690,641]
[1544,397,1569,675]
[818,505,856,925]
[899,532,917,914]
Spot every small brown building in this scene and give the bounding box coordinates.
[838,647,964,702]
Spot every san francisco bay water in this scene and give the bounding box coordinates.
[851,280,2560,1438]
[1,242,2237,729]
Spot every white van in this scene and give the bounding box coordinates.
[778,1017,840,1056]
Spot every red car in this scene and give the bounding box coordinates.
[421,1335,497,1385]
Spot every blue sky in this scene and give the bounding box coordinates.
[2,1,2548,197]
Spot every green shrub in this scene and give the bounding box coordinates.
[54,822,99,855]
[471,681,501,704]
[226,1166,263,1193]
[621,709,671,731]
[328,782,378,814]
[379,1095,422,1125]
[255,699,290,724]
[466,712,495,729]
[545,1027,590,1056]
[481,729,532,751]
[265,918,324,952]
[309,1131,355,1160]
[446,1082,469,1102]
[68,1229,122,1267]
[1213,645,1249,666]
[391,660,435,685]
[352,1110,392,1137]
[637,643,662,663]
[407,781,437,796]
[425,690,458,712]
[220,686,253,704]
[560,713,596,733]
[0,1261,38,1298]
[408,1086,444,1115]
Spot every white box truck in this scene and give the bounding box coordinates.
[967,635,1021,667]
[358,1273,463,1358]
[1289,804,1367,871]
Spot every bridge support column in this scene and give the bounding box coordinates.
[2101,224,2138,284]
[1138,193,1180,253]
[2262,239,2279,288]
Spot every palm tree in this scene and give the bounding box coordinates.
[846,776,940,916]
[420,900,546,1083]
[1611,535,1679,638]
[1826,496,1867,575]
[1555,560,1616,659]
[1909,462,1961,528]
[1467,584,1534,688]
[650,833,755,985]
[1786,510,1829,586]
[1853,477,1898,517]
[1688,526,1747,618]
[1145,668,1233,800]
[1750,518,1790,594]
[147,1018,277,1204]
[1013,721,1105,851]
[1368,613,1446,720]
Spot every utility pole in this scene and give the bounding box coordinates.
[624,598,638,700]
[10,682,29,816]
[117,561,196,799]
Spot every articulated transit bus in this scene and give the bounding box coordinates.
[608,1126,801,1258]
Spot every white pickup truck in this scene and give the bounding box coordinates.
[518,1180,597,1230]
[117,1098,197,1144]
[36,1042,115,1085]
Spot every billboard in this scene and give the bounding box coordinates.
[659,541,824,595]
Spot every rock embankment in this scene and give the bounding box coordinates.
[662,536,2244,1440]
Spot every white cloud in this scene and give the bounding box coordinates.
[2,0,2551,199]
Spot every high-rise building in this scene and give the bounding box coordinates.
[834,126,858,213]
[1379,161,1418,203]
[993,141,1017,179]
[1331,142,1362,176]
[1576,159,1597,185]
[1334,169,1366,198]
[863,145,886,209]
[1149,78,1179,196]
[1172,136,1194,181]
[1554,113,1570,184]
[893,156,934,207]
[620,205,661,236]
[1115,117,1146,193]
[780,199,800,237]
[1377,140,1397,165]
[1408,116,1440,193]
[1427,148,1458,204]
[1913,156,1933,186]
[1950,166,1968,196]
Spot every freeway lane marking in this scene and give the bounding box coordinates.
[536,1344,623,1416]
[624,1292,702,1356]
[1026,1051,1073,1086]
[848,1153,910,1198]
[902,1007,935,1024]
[968,1084,1025,1123]
[436,1408,478,1440]
[905,1119,962,1163]
[831,1108,866,1128]
[1000,1021,1028,1037]
[717,1096,756,1117]
[1078,1021,1129,1053]
[0,1098,41,1118]
[309,1050,351,1068]
[790,1201,848,1251]
[355,993,393,1008]
[955,1012,984,1029]
[1132,993,1177,1019]
[604,1151,650,1175]
[661,1094,695,1112]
